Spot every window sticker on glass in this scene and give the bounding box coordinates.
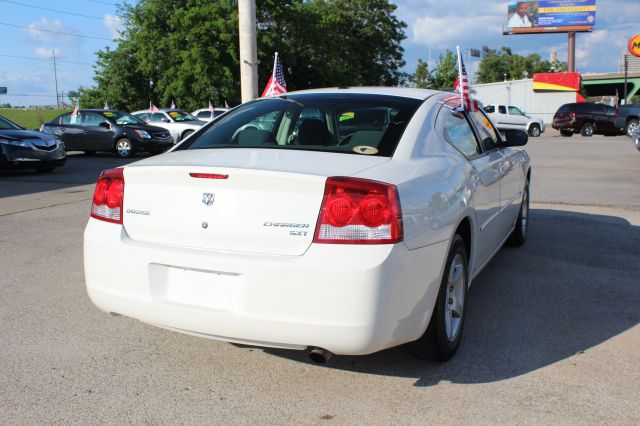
[339,112,355,122]
[169,111,180,118]
[102,112,117,118]
[352,145,378,155]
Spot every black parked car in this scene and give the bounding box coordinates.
[552,102,624,137]
[0,114,65,172]
[41,109,173,158]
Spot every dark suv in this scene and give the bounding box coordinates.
[41,109,173,157]
[552,103,624,137]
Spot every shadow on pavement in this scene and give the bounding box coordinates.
[263,208,640,386]
[0,152,144,198]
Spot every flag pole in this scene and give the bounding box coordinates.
[456,46,464,108]
[272,52,279,79]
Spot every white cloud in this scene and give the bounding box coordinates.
[104,14,124,40]
[33,47,65,59]
[25,18,80,45]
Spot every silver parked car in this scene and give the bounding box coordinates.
[191,107,229,122]
[132,109,205,143]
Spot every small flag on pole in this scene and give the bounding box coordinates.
[149,102,159,114]
[224,100,229,109]
[208,101,214,112]
[170,99,175,109]
[261,52,287,97]
[104,100,110,110]
[71,104,79,116]
[71,103,79,124]
[453,46,477,112]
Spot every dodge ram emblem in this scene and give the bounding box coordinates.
[202,192,215,206]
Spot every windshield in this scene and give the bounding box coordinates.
[179,93,422,157]
[102,111,145,125]
[0,115,21,130]
[166,110,198,122]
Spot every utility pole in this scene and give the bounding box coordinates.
[52,50,60,109]
[238,0,258,103]
[568,32,576,73]
[624,54,628,105]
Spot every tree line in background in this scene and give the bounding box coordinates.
[73,0,569,111]
[74,0,406,111]
[411,47,568,90]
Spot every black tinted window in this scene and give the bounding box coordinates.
[557,104,573,114]
[179,94,422,157]
[483,105,495,113]
[197,111,211,119]
[575,103,592,113]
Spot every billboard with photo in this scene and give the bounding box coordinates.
[505,0,596,34]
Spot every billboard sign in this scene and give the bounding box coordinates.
[629,34,640,58]
[505,1,596,34]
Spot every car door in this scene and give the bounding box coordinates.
[52,113,85,150]
[82,112,115,151]
[493,105,517,130]
[470,109,522,243]
[507,106,529,131]
[440,108,502,270]
[595,104,616,132]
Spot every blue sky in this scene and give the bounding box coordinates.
[0,0,638,107]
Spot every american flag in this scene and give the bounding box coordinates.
[170,99,175,109]
[149,102,159,114]
[453,46,477,112]
[261,52,287,97]
[208,100,214,112]
[104,100,110,110]
[71,104,79,116]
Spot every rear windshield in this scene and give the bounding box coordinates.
[178,93,423,157]
[557,104,573,114]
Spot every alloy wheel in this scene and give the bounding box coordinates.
[444,253,465,342]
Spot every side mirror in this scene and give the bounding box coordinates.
[162,118,170,123]
[99,121,111,129]
[503,129,528,147]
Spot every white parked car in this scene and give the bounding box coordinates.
[483,104,545,137]
[131,109,205,143]
[85,88,531,363]
[191,107,230,122]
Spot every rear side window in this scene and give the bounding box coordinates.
[575,103,591,113]
[498,106,507,114]
[440,109,481,158]
[179,94,422,157]
[197,111,211,119]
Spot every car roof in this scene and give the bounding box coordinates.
[132,108,188,114]
[275,86,439,101]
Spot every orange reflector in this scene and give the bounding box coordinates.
[189,173,229,179]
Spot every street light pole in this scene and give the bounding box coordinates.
[238,0,258,103]
[52,49,60,109]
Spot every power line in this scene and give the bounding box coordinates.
[0,0,122,22]
[0,53,92,65]
[87,0,120,5]
[0,21,113,41]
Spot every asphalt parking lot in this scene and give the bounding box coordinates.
[1,134,639,424]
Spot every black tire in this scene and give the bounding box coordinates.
[114,138,134,158]
[507,179,529,246]
[84,150,96,155]
[625,118,639,137]
[580,122,594,137]
[528,124,541,137]
[560,130,573,137]
[407,235,468,362]
[180,130,194,141]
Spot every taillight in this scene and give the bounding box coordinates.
[91,168,125,224]
[313,177,403,244]
[571,112,576,120]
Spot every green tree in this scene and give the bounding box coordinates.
[412,59,435,89]
[76,0,407,112]
[476,47,568,83]
[432,50,458,89]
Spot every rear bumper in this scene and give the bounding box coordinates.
[84,219,448,355]
[135,138,174,152]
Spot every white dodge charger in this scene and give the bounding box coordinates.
[85,88,531,363]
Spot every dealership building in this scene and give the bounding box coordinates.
[471,70,640,124]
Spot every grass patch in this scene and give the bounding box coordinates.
[0,108,69,130]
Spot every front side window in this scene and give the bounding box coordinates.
[84,112,109,126]
[508,106,525,116]
[197,111,212,119]
[150,113,167,123]
[498,105,507,114]
[483,105,495,113]
[470,110,500,151]
[179,94,422,157]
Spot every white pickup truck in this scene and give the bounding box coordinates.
[483,104,545,137]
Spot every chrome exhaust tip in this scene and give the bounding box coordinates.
[308,347,333,364]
